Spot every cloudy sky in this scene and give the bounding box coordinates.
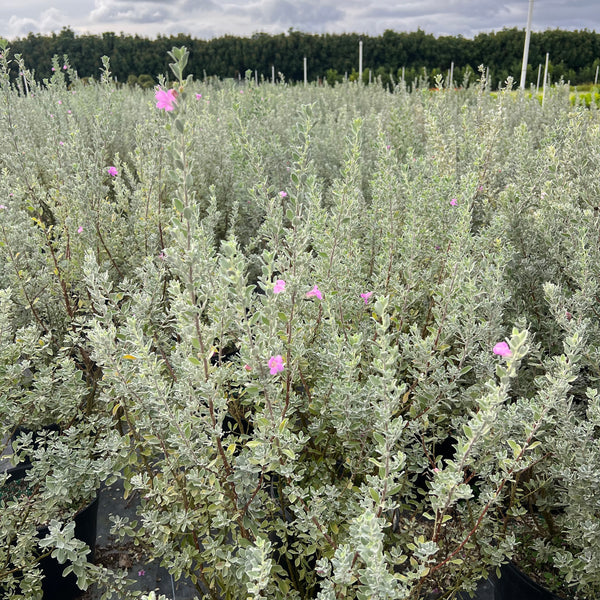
[1,0,598,41]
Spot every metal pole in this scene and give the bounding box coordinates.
[520,0,534,89]
[359,39,363,83]
[303,56,307,86]
[449,61,454,88]
[272,65,275,83]
[595,64,599,86]
[536,63,542,93]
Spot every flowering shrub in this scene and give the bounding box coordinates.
[1,42,600,599]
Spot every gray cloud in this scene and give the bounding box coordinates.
[262,0,345,29]
[90,0,171,23]
[1,0,599,40]
[6,7,71,38]
[179,0,219,10]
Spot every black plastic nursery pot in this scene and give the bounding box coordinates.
[1,463,99,600]
[494,562,566,600]
[461,562,568,600]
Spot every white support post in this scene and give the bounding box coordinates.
[536,63,542,93]
[304,57,307,86]
[542,52,549,106]
[449,61,454,88]
[595,64,599,86]
[520,0,534,89]
[272,65,275,83]
[359,39,363,83]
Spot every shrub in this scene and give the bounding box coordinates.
[2,43,600,599]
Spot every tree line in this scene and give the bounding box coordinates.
[4,26,600,88]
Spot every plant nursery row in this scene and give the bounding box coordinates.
[1,45,600,600]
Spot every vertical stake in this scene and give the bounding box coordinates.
[520,0,535,89]
[359,39,363,83]
[542,52,549,106]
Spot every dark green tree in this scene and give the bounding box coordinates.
[5,27,600,88]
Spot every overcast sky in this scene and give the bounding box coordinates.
[2,1,598,42]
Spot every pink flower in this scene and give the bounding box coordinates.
[63,65,67,70]
[360,292,373,305]
[268,355,284,375]
[244,364,252,371]
[155,87,177,111]
[138,570,145,577]
[58,100,62,104]
[492,342,512,357]
[450,198,458,206]
[306,285,322,300]
[273,279,286,294]
[279,191,287,199]
[77,226,83,234]
[195,93,202,99]
[59,141,64,146]
[51,67,55,72]
[107,166,118,177]
[0,205,7,210]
